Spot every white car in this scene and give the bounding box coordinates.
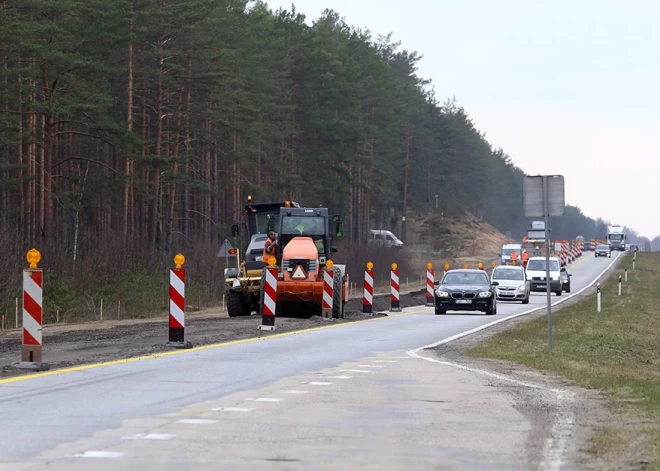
[491,265,530,304]
[368,230,404,249]
[526,256,563,296]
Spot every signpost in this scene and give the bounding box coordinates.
[524,175,565,352]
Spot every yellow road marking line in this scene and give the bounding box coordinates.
[0,306,432,385]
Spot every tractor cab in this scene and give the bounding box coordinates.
[276,207,343,266]
[240,200,300,269]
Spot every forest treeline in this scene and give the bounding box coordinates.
[0,1,644,320]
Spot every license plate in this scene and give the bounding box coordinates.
[455,299,472,304]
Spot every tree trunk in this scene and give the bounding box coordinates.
[124,8,134,237]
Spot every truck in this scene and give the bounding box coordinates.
[263,206,349,318]
[223,198,301,317]
[607,225,626,251]
[522,221,551,258]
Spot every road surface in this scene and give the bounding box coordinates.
[0,252,621,469]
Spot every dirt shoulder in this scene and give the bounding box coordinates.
[0,288,429,379]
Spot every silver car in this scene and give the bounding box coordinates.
[491,265,530,304]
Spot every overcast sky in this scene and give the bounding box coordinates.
[265,0,660,238]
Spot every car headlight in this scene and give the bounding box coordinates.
[517,285,526,291]
[551,276,559,281]
[435,290,450,297]
[478,291,492,298]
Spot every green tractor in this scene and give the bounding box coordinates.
[223,198,300,317]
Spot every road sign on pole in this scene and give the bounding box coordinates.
[524,175,565,217]
[524,175,566,353]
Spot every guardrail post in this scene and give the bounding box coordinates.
[13,249,49,371]
[597,283,601,313]
[625,268,628,282]
[618,275,622,296]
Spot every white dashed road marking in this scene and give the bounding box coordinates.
[73,451,124,459]
[303,381,333,386]
[246,398,284,403]
[359,365,384,368]
[327,375,353,379]
[212,407,255,412]
[280,390,309,394]
[122,433,176,440]
[176,419,218,424]
[342,369,371,373]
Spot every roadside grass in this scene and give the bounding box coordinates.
[468,252,660,468]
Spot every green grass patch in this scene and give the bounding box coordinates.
[469,252,660,467]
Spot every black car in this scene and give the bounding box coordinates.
[594,244,611,258]
[434,269,498,315]
[560,267,572,293]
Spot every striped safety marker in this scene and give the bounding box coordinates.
[363,264,374,314]
[322,268,334,318]
[259,267,278,330]
[13,249,49,371]
[22,269,43,362]
[390,265,401,312]
[166,267,191,348]
[426,266,434,307]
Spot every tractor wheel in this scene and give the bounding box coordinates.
[227,290,246,317]
[332,267,343,318]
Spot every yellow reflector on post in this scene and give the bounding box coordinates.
[26,248,41,269]
[391,263,398,271]
[366,262,374,271]
[174,253,186,269]
[326,260,334,270]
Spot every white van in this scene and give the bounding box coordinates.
[525,256,562,296]
[368,230,404,248]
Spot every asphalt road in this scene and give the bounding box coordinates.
[0,251,621,469]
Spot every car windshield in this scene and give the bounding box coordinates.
[442,272,489,285]
[609,234,623,241]
[280,216,325,235]
[597,245,609,250]
[492,268,524,280]
[526,259,560,271]
[501,249,515,256]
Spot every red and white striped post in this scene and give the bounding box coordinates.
[363,262,374,314]
[390,263,401,312]
[13,248,49,371]
[166,253,192,349]
[426,263,434,307]
[322,261,334,318]
[258,258,278,330]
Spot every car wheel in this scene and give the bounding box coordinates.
[595,254,598,258]
[566,283,571,293]
[522,295,530,304]
[555,289,562,296]
[486,303,496,315]
[435,308,446,315]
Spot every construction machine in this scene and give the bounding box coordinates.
[261,206,348,318]
[223,198,300,317]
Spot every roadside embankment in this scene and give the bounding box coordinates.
[468,252,659,469]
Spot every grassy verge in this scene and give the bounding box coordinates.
[468,252,660,468]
